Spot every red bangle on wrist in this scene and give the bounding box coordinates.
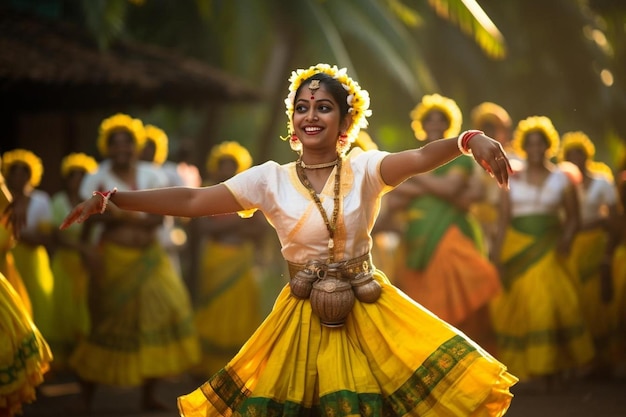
[457,130,483,156]
[462,130,483,151]
[92,187,117,214]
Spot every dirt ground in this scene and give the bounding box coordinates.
[20,372,626,417]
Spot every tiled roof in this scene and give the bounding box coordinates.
[0,8,262,111]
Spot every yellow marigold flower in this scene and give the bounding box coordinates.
[144,124,169,165]
[206,141,253,176]
[470,102,512,129]
[558,131,596,162]
[2,149,43,188]
[512,116,560,158]
[97,113,146,158]
[588,160,614,183]
[61,153,98,178]
[410,94,462,141]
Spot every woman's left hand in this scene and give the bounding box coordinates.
[467,134,512,189]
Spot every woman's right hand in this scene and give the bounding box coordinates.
[60,195,102,230]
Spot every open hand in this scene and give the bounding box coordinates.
[467,134,512,189]
[59,196,102,230]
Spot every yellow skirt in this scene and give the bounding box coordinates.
[11,243,55,341]
[0,252,31,317]
[567,229,622,365]
[612,244,626,360]
[0,273,52,417]
[179,271,517,417]
[69,242,200,386]
[49,248,91,370]
[192,241,262,378]
[490,227,595,380]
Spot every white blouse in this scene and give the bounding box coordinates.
[578,175,617,225]
[509,168,570,217]
[224,149,391,264]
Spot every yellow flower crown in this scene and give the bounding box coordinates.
[61,153,98,178]
[558,131,614,182]
[588,160,614,183]
[558,131,596,162]
[97,113,146,158]
[512,116,560,158]
[144,124,169,165]
[283,63,372,156]
[410,94,462,141]
[206,141,253,175]
[470,102,512,129]
[1,149,43,188]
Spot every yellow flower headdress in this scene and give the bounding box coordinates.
[558,131,614,182]
[588,161,614,183]
[512,116,560,158]
[558,131,595,162]
[470,102,512,130]
[410,94,462,141]
[283,63,372,156]
[96,113,146,158]
[206,141,253,175]
[144,124,169,165]
[1,149,43,188]
[61,153,98,178]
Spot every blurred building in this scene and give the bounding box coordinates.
[0,6,261,193]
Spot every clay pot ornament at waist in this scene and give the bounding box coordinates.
[310,264,355,327]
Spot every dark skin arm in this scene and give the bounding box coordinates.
[556,182,580,257]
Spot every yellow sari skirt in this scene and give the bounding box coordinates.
[49,248,91,370]
[0,273,52,417]
[192,241,262,378]
[11,243,55,342]
[69,242,200,386]
[612,244,626,360]
[567,229,623,365]
[490,228,595,380]
[179,271,517,417]
[0,252,31,318]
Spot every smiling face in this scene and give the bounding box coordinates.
[292,82,348,155]
[107,129,137,168]
[523,131,550,166]
[6,162,31,192]
[422,109,450,141]
[565,148,587,172]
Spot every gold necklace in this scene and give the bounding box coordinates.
[296,157,342,262]
[298,158,339,170]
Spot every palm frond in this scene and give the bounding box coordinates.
[327,0,437,98]
[428,0,506,59]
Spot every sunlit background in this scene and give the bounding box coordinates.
[1,0,625,195]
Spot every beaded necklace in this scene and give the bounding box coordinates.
[296,157,342,262]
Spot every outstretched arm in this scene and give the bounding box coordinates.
[379,134,511,188]
[60,183,243,230]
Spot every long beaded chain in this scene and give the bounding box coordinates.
[296,157,342,262]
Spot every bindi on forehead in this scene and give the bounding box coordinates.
[309,79,320,100]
